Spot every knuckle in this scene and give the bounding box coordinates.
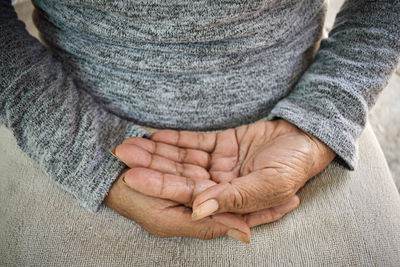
[185,178,196,206]
[151,140,158,153]
[274,179,296,204]
[177,130,183,145]
[261,169,296,204]
[269,211,285,223]
[204,152,212,169]
[158,173,166,197]
[174,161,183,175]
[282,178,297,195]
[196,225,219,240]
[178,148,187,162]
[197,133,205,150]
[229,183,248,210]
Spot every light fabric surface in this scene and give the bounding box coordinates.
[1,123,400,266]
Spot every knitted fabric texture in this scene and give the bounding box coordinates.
[1,0,399,211]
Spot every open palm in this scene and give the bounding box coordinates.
[139,119,334,218]
[111,119,334,239]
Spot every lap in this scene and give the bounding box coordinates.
[1,123,399,266]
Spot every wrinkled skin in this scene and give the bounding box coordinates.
[104,169,253,241]
[104,119,335,241]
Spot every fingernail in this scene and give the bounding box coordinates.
[227,229,250,244]
[192,199,219,221]
[121,176,127,185]
[110,147,118,159]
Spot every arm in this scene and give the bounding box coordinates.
[267,0,400,170]
[110,1,400,220]
[0,3,301,241]
[0,1,148,212]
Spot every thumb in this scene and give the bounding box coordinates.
[192,169,295,220]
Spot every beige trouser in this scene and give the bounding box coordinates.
[0,123,399,266]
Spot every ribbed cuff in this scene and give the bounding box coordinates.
[77,123,150,212]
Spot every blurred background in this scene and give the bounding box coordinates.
[12,0,400,191]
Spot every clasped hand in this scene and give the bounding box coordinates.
[104,119,335,243]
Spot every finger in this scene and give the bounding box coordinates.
[162,206,251,243]
[244,195,300,227]
[122,137,211,168]
[115,143,210,179]
[151,129,217,152]
[214,215,250,243]
[209,129,240,183]
[191,169,294,219]
[123,167,216,205]
[208,170,237,183]
[106,173,250,243]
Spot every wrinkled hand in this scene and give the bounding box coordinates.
[105,120,308,242]
[104,168,252,242]
[183,119,336,219]
[113,119,334,222]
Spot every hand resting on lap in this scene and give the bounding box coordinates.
[104,119,335,242]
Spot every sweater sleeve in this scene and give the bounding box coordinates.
[0,1,149,212]
[267,0,400,170]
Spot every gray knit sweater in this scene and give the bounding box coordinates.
[1,0,399,212]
